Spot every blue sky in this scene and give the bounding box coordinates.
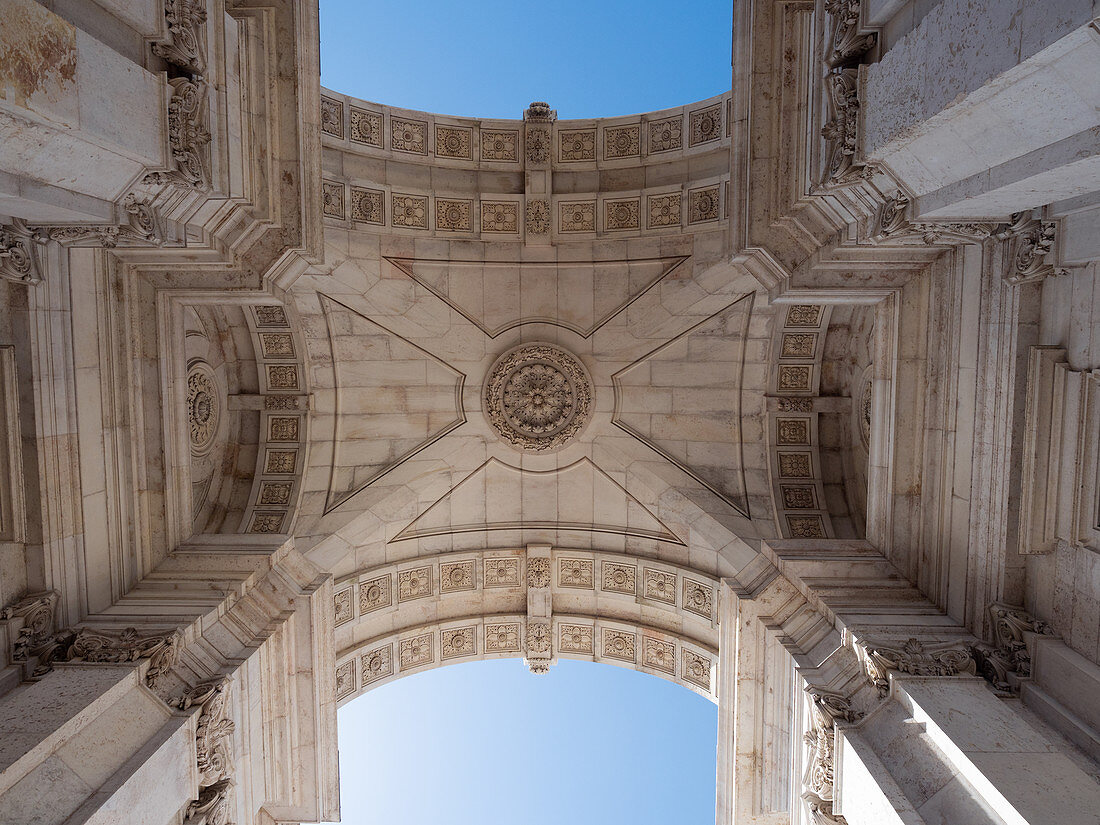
[326,658,718,825]
[318,3,727,821]
[318,0,734,120]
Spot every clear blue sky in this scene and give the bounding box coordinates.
[319,4,725,822]
[318,1,734,120]
[326,658,718,825]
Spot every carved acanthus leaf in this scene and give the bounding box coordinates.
[872,191,998,245]
[3,590,59,659]
[25,626,181,688]
[173,678,235,781]
[1002,213,1063,284]
[0,222,45,284]
[152,0,208,75]
[183,777,232,825]
[854,636,976,697]
[39,195,163,248]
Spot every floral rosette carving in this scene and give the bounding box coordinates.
[187,362,219,455]
[484,344,592,452]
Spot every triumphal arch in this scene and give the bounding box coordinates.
[1,0,1100,822]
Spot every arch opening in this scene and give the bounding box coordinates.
[323,657,719,825]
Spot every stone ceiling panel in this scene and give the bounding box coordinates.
[386,255,690,338]
[391,456,685,545]
[320,293,466,513]
[612,295,753,515]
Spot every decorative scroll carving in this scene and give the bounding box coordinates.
[183,777,232,825]
[1001,212,1063,284]
[820,1,877,187]
[854,636,975,697]
[0,223,44,284]
[820,68,863,186]
[824,0,876,68]
[872,191,999,245]
[43,194,164,247]
[152,0,207,75]
[2,590,59,660]
[802,687,861,825]
[167,77,211,188]
[23,626,181,688]
[987,602,1052,677]
[970,603,1057,690]
[172,678,234,781]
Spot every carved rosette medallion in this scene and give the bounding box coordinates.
[484,344,592,452]
[187,362,219,456]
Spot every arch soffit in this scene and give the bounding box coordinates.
[333,547,722,705]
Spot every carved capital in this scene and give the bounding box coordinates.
[853,636,976,697]
[39,194,163,248]
[2,590,59,660]
[145,77,211,190]
[0,222,45,284]
[1001,213,1063,284]
[183,777,232,825]
[152,0,208,75]
[25,626,181,688]
[872,191,998,245]
[172,678,235,782]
